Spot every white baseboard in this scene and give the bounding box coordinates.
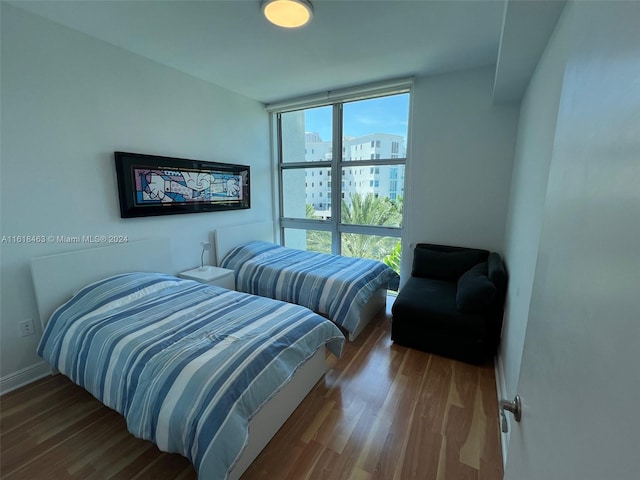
[494,351,509,468]
[0,361,52,395]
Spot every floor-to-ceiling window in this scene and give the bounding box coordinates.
[272,81,411,275]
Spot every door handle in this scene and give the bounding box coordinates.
[500,395,521,433]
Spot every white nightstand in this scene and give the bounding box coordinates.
[178,266,235,290]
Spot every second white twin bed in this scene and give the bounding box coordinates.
[215,222,398,341]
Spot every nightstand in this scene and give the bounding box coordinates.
[178,266,235,290]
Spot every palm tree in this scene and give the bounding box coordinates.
[341,192,401,228]
[340,193,401,261]
[306,203,318,220]
[382,194,402,274]
[305,205,331,253]
[305,193,402,262]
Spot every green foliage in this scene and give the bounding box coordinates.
[305,204,331,253]
[306,229,332,254]
[340,193,402,229]
[306,203,318,219]
[304,194,403,265]
[339,193,401,261]
[383,240,402,274]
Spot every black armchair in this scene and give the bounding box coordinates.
[391,243,507,364]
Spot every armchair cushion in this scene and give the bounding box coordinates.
[487,252,507,292]
[456,262,496,313]
[411,246,488,282]
[392,277,487,339]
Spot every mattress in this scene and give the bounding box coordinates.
[37,272,344,479]
[219,241,398,336]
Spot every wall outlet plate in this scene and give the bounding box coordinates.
[19,319,35,337]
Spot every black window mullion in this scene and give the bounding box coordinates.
[331,103,342,255]
[342,157,406,167]
[280,161,332,170]
[276,113,285,242]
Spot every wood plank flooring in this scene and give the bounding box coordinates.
[0,300,503,479]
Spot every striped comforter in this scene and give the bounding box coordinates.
[37,272,344,479]
[219,241,398,336]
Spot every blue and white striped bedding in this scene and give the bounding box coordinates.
[37,272,344,480]
[219,241,398,337]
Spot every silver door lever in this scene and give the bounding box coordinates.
[500,395,521,433]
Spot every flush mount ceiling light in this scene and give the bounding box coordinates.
[261,0,313,29]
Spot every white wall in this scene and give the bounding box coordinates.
[402,67,519,283]
[0,4,271,390]
[504,1,640,477]
[496,1,572,456]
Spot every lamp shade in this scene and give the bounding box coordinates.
[262,0,313,29]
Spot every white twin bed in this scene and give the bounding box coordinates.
[31,238,343,480]
[214,222,391,341]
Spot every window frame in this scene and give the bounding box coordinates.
[270,80,412,256]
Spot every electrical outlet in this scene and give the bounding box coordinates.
[19,319,35,337]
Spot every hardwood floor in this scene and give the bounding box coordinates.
[0,301,503,479]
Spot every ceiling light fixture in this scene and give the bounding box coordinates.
[261,0,313,29]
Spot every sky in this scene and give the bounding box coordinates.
[304,93,409,142]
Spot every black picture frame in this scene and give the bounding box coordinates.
[114,151,250,218]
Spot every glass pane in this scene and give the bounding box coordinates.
[284,228,332,254]
[281,106,332,163]
[282,167,332,219]
[340,165,404,226]
[341,233,401,269]
[342,94,409,161]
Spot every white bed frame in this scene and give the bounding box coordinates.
[214,222,387,341]
[214,221,275,265]
[30,239,329,480]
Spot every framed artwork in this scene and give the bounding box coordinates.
[114,151,250,218]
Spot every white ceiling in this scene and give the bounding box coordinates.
[10,0,562,104]
[494,0,566,102]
